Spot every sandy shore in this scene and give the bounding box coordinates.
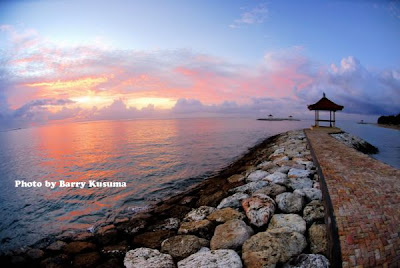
[374,123,400,131]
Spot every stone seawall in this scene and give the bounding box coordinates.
[1,130,331,268]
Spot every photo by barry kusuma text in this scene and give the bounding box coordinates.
[15,180,127,189]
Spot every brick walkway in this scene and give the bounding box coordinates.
[305,129,400,268]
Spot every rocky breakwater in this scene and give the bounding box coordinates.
[124,130,330,268]
[1,130,330,268]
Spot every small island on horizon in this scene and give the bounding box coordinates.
[257,115,300,121]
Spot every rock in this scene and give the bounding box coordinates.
[294,188,322,202]
[47,240,67,251]
[230,181,269,194]
[246,170,269,182]
[242,229,307,267]
[124,248,175,268]
[268,214,307,234]
[217,193,249,209]
[276,192,305,213]
[26,248,44,259]
[177,248,242,268]
[97,224,119,245]
[65,241,96,254]
[257,161,276,170]
[101,244,129,257]
[207,208,245,223]
[184,206,216,222]
[148,218,180,231]
[133,230,175,249]
[283,254,330,268]
[254,183,287,197]
[179,196,197,206]
[117,217,147,235]
[178,220,214,239]
[241,194,276,227]
[288,168,311,179]
[73,252,100,268]
[265,172,289,185]
[97,258,123,268]
[161,235,209,261]
[287,177,313,190]
[196,190,226,207]
[303,200,325,225]
[227,174,246,184]
[308,224,328,255]
[210,219,253,250]
[272,156,290,165]
[166,205,191,219]
[276,166,291,174]
[40,254,70,268]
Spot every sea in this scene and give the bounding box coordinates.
[0,117,398,252]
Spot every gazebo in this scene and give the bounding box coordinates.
[308,93,344,128]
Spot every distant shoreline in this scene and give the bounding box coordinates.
[257,118,300,121]
[374,123,400,131]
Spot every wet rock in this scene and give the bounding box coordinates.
[246,170,269,182]
[101,243,129,257]
[161,235,208,261]
[230,181,269,194]
[242,194,276,227]
[178,220,214,239]
[254,183,287,197]
[183,206,216,222]
[275,192,305,213]
[294,188,322,202]
[96,258,123,268]
[288,168,311,179]
[196,190,225,207]
[207,207,245,223]
[133,230,175,249]
[242,229,307,268]
[303,200,325,225]
[124,248,175,268]
[287,177,313,190]
[26,248,44,259]
[97,224,119,245]
[217,193,249,209]
[148,218,180,231]
[179,196,197,206]
[47,240,67,252]
[265,172,289,185]
[309,224,328,255]
[268,214,307,234]
[117,218,147,235]
[73,252,100,268]
[283,254,330,268]
[227,174,246,184]
[210,219,253,250]
[40,254,70,268]
[166,205,191,219]
[64,241,96,254]
[177,248,242,268]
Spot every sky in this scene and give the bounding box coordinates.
[0,0,399,129]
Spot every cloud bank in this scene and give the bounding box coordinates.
[0,25,399,130]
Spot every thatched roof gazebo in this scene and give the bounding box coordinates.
[308,93,343,128]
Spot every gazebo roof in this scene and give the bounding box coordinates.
[308,93,344,111]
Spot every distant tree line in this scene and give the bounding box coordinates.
[377,113,400,125]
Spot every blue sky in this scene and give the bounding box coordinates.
[0,0,399,129]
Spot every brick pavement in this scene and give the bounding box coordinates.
[305,129,400,268]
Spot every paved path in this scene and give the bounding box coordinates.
[305,129,400,268]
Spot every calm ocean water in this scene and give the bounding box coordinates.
[0,118,309,251]
[0,118,398,252]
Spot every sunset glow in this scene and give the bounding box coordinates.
[0,0,399,130]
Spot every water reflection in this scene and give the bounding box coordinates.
[0,118,314,251]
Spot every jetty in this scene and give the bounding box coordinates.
[306,129,400,267]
